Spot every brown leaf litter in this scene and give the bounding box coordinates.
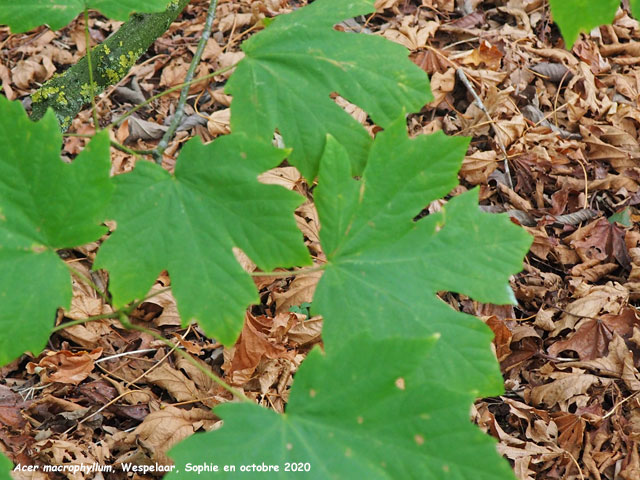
[2,0,640,478]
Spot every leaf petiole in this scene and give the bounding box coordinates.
[104,64,237,131]
[249,264,326,278]
[66,262,109,302]
[117,312,253,404]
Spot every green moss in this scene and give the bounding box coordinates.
[79,82,98,99]
[56,90,68,106]
[103,45,111,55]
[105,68,121,83]
[120,50,142,69]
[61,116,72,130]
[32,85,61,103]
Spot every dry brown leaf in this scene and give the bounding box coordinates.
[217,51,245,77]
[561,335,640,391]
[144,363,200,403]
[207,108,230,135]
[174,355,219,407]
[551,283,628,336]
[139,285,181,326]
[121,406,218,463]
[272,270,322,315]
[460,40,504,70]
[485,316,513,362]
[528,372,608,407]
[26,349,102,384]
[159,58,190,89]
[552,412,585,460]
[66,294,106,320]
[11,58,51,89]
[126,116,168,142]
[0,61,15,100]
[56,321,113,349]
[571,217,631,268]
[459,150,498,184]
[286,316,323,347]
[258,166,303,191]
[224,312,291,384]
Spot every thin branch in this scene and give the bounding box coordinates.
[66,263,109,302]
[51,311,120,332]
[51,287,172,333]
[123,325,192,389]
[84,8,100,129]
[456,68,513,189]
[63,133,153,156]
[153,0,219,164]
[95,348,158,363]
[104,65,235,131]
[117,312,252,404]
[109,139,143,158]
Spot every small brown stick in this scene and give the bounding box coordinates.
[154,0,219,163]
[62,325,193,435]
[456,68,513,189]
[603,391,640,419]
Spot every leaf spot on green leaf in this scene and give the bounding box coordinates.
[414,434,425,446]
[309,388,316,398]
[31,244,48,254]
[395,377,405,390]
[357,416,363,424]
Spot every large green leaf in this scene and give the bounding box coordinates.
[0,0,172,33]
[313,122,532,395]
[94,134,311,345]
[227,0,431,181]
[169,337,515,479]
[632,1,640,22]
[548,0,618,49]
[0,96,112,364]
[0,453,11,479]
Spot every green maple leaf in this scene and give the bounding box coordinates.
[632,1,640,23]
[313,121,533,395]
[0,453,11,479]
[227,0,431,181]
[169,337,515,479]
[0,96,112,364]
[0,0,172,33]
[94,134,311,345]
[548,0,618,49]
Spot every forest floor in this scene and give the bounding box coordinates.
[2,0,640,479]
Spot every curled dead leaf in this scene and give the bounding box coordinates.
[26,348,102,384]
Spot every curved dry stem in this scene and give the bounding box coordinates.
[105,65,236,131]
[154,0,220,163]
[117,312,252,404]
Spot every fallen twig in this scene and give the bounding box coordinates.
[154,0,219,163]
[456,68,514,189]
